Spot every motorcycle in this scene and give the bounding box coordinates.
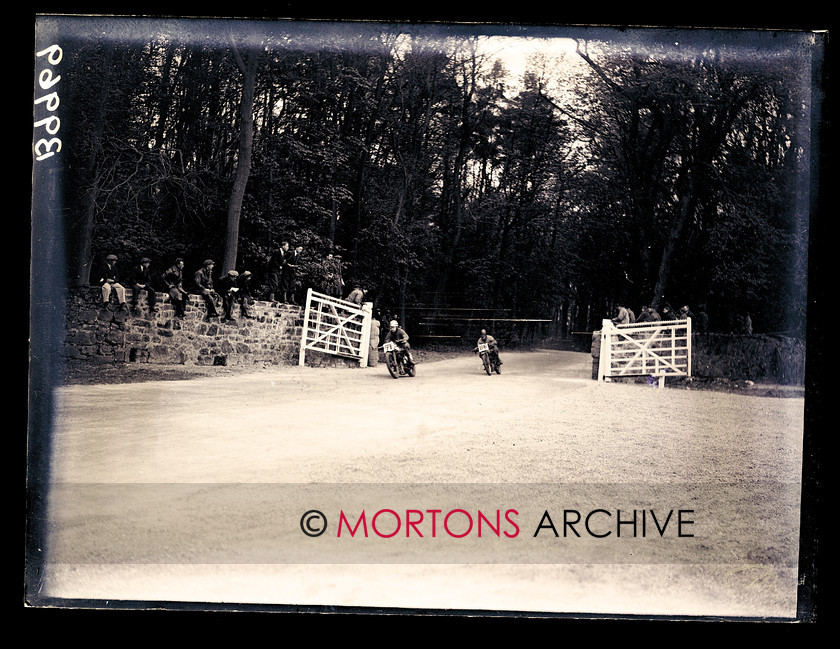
[382,341,416,379]
[476,342,502,375]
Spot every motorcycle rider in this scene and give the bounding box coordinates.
[474,328,502,366]
[384,320,414,366]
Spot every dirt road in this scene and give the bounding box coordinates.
[41,350,805,618]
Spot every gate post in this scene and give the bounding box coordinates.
[598,319,612,381]
[359,302,372,367]
[298,287,313,367]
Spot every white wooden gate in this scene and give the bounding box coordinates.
[598,318,692,387]
[298,288,372,367]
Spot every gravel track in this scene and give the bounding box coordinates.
[40,350,805,618]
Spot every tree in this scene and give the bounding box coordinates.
[221,36,261,274]
[555,39,808,330]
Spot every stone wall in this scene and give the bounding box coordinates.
[63,287,304,366]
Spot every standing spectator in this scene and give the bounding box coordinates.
[129,256,158,313]
[281,245,303,304]
[380,310,392,345]
[194,259,220,318]
[661,303,678,321]
[646,305,662,321]
[368,306,380,367]
[591,329,602,380]
[265,241,289,302]
[636,305,653,323]
[679,304,695,321]
[611,301,630,325]
[97,253,127,310]
[741,311,753,334]
[694,304,710,332]
[218,270,241,321]
[324,252,344,298]
[163,257,188,317]
[346,283,365,306]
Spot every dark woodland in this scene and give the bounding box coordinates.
[45,19,815,340]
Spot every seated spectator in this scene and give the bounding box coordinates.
[163,257,188,317]
[238,270,256,318]
[129,256,158,313]
[194,259,220,318]
[98,253,127,310]
[218,270,241,321]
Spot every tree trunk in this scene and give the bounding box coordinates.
[651,171,696,307]
[222,43,259,274]
[68,43,114,287]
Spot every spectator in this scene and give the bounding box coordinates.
[741,311,753,334]
[129,256,158,313]
[346,283,365,306]
[380,310,392,345]
[97,254,127,311]
[636,305,653,323]
[611,302,630,325]
[646,305,662,321]
[679,304,695,321]
[694,304,710,332]
[162,257,188,317]
[281,245,303,304]
[368,305,380,367]
[194,259,220,318]
[591,329,602,380]
[324,252,344,298]
[661,303,678,321]
[238,270,256,318]
[218,270,242,321]
[265,241,289,302]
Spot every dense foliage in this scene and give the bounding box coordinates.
[48,20,814,338]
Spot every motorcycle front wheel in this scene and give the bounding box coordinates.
[481,353,491,375]
[386,351,400,379]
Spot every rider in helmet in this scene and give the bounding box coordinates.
[474,328,502,365]
[384,319,413,364]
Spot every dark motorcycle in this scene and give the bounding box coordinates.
[477,342,502,375]
[382,341,416,379]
